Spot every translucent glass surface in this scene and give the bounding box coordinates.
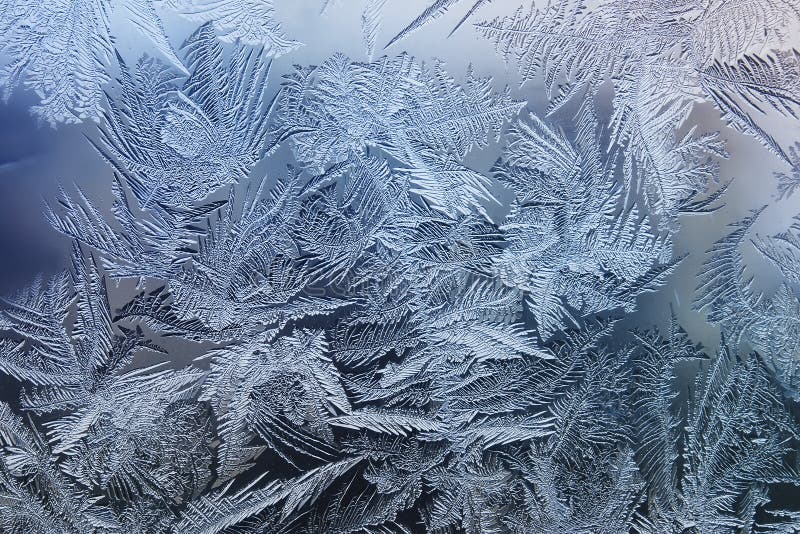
[0,1,799,531]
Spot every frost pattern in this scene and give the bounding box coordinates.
[158,0,301,52]
[0,0,299,125]
[385,0,494,49]
[0,1,114,125]
[323,0,494,55]
[493,107,676,336]
[477,0,799,221]
[695,207,800,398]
[0,0,799,532]
[274,53,524,217]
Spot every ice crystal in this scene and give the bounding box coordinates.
[0,1,798,531]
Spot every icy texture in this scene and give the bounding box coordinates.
[0,0,298,125]
[0,0,799,532]
[477,0,799,221]
[694,207,800,398]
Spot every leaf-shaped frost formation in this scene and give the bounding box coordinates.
[477,0,800,219]
[158,0,302,53]
[1,2,799,532]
